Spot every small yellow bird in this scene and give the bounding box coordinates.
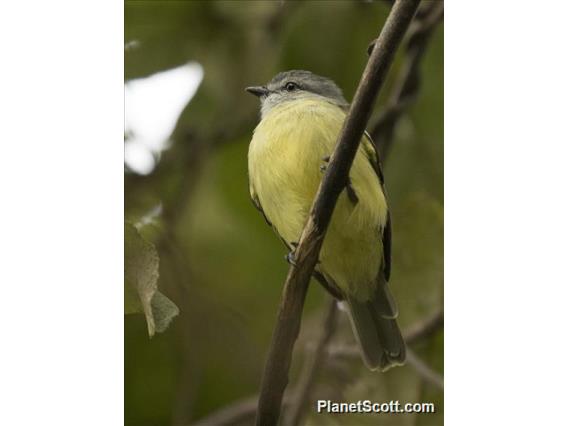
[246,70,405,371]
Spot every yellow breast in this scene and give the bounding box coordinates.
[248,98,388,300]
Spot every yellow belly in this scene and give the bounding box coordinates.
[248,98,388,300]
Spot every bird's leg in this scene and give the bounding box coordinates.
[285,242,299,266]
[285,242,322,266]
[319,155,330,173]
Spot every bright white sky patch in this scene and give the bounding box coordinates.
[125,62,204,175]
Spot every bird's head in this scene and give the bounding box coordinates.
[246,70,348,118]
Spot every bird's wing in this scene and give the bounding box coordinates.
[250,183,295,251]
[362,131,385,185]
[250,184,273,227]
[362,131,391,281]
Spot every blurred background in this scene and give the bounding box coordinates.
[125,1,443,425]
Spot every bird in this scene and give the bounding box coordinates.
[246,70,406,371]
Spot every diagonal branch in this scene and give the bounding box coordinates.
[405,308,444,344]
[406,348,444,390]
[370,0,444,161]
[254,2,421,425]
[283,299,338,426]
[278,5,444,419]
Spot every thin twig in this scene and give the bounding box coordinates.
[405,308,444,344]
[284,299,338,426]
[254,2,421,425]
[190,309,443,426]
[406,348,444,390]
[370,0,444,161]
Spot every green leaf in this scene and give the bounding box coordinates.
[125,222,179,336]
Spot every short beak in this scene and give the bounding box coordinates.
[245,86,269,97]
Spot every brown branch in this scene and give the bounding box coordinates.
[284,299,338,426]
[254,2,421,425]
[277,4,444,419]
[369,0,444,161]
[191,395,293,426]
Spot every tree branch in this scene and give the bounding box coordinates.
[277,5,444,419]
[254,2,421,425]
[284,299,338,426]
[405,308,444,344]
[369,0,444,161]
[191,395,293,426]
[406,348,444,390]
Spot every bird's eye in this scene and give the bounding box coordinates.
[285,82,298,92]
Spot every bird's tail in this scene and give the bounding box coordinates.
[346,276,406,371]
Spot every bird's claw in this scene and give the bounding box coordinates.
[285,242,299,266]
[320,155,330,173]
[285,251,297,266]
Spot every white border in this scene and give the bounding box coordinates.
[446,1,568,424]
[0,1,123,424]
[1,0,568,424]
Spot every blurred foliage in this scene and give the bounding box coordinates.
[125,1,443,426]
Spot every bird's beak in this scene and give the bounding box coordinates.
[245,86,269,98]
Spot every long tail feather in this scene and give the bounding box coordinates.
[346,276,406,371]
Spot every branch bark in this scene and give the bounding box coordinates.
[370,0,444,161]
[283,299,338,426]
[254,2,421,425]
[191,395,293,426]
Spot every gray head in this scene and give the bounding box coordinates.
[246,70,348,118]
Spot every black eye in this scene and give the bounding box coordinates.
[285,82,298,92]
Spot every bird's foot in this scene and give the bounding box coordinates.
[285,251,297,266]
[319,155,330,173]
[285,242,299,266]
